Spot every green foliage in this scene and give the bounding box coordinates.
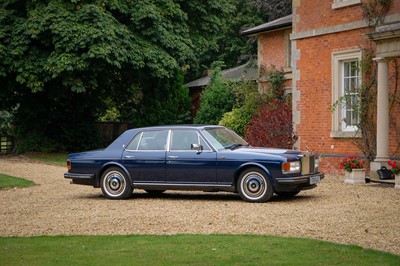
[1,235,399,265]
[23,152,67,166]
[124,72,192,127]
[0,110,12,135]
[0,173,34,189]
[219,66,287,138]
[194,65,235,125]
[0,0,235,152]
[219,80,263,136]
[260,65,287,100]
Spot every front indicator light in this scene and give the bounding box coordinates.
[282,161,301,174]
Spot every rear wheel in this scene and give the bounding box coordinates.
[237,168,273,202]
[101,167,133,199]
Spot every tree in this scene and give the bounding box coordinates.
[251,0,292,21]
[184,0,269,81]
[194,64,235,125]
[0,0,235,151]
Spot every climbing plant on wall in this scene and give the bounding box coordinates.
[362,0,392,26]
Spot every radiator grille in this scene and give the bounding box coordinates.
[301,155,316,175]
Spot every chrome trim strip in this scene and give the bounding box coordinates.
[64,173,95,180]
[133,182,232,187]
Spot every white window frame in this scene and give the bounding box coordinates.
[331,49,362,138]
[332,0,361,9]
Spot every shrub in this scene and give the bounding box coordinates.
[194,65,235,125]
[219,108,252,136]
[219,80,267,136]
[244,100,297,149]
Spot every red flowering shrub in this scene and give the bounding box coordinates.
[387,160,400,175]
[244,100,297,149]
[340,155,364,172]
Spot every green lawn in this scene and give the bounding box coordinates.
[23,152,67,167]
[0,173,33,189]
[0,235,398,266]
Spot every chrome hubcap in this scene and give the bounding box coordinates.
[104,171,125,196]
[242,172,266,199]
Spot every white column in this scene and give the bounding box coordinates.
[375,58,390,161]
[370,58,390,179]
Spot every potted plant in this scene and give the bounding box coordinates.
[340,155,366,184]
[387,160,400,189]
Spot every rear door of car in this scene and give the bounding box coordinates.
[122,130,168,182]
[166,129,217,183]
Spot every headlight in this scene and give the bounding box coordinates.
[314,158,319,172]
[282,161,301,174]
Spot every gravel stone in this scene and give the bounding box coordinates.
[0,156,399,255]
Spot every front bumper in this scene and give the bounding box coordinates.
[275,173,324,185]
[274,173,325,192]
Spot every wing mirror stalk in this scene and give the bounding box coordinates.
[191,143,203,154]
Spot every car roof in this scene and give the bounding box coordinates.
[133,125,225,131]
[107,125,226,150]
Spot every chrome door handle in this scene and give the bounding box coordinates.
[124,155,135,159]
[168,156,178,159]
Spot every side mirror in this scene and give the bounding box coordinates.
[191,143,203,153]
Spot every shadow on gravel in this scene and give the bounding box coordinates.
[73,190,319,203]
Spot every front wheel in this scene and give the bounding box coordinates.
[237,168,273,202]
[101,167,133,199]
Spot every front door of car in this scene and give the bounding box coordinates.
[166,130,217,183]
[122,130,168,182]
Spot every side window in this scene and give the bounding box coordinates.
[199,137,211,151]
[137,130,168,151]
[170,130,199,151]
[170,130,212,151]
[126,132,142,150]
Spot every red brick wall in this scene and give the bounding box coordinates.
[389,58,400,155]
[258,29,292,92]
[258,30,287,69]
[295,1,364,32]
[294,0,400,173]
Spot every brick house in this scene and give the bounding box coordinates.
[242,0,400,175]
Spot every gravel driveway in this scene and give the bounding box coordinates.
[0,156,399,255]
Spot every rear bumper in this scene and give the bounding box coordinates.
[64,172,95,179]
[64,172,96,186]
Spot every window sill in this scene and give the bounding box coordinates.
[332,0,361,10]
[330,131,361,138]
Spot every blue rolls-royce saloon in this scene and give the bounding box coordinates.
[64,125,324,202]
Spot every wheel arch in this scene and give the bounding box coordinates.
[96,162,133,187]
[233,163,272,192]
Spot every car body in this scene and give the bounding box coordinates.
[64,125,324,202]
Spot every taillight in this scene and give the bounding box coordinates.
[67,160,71,171]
